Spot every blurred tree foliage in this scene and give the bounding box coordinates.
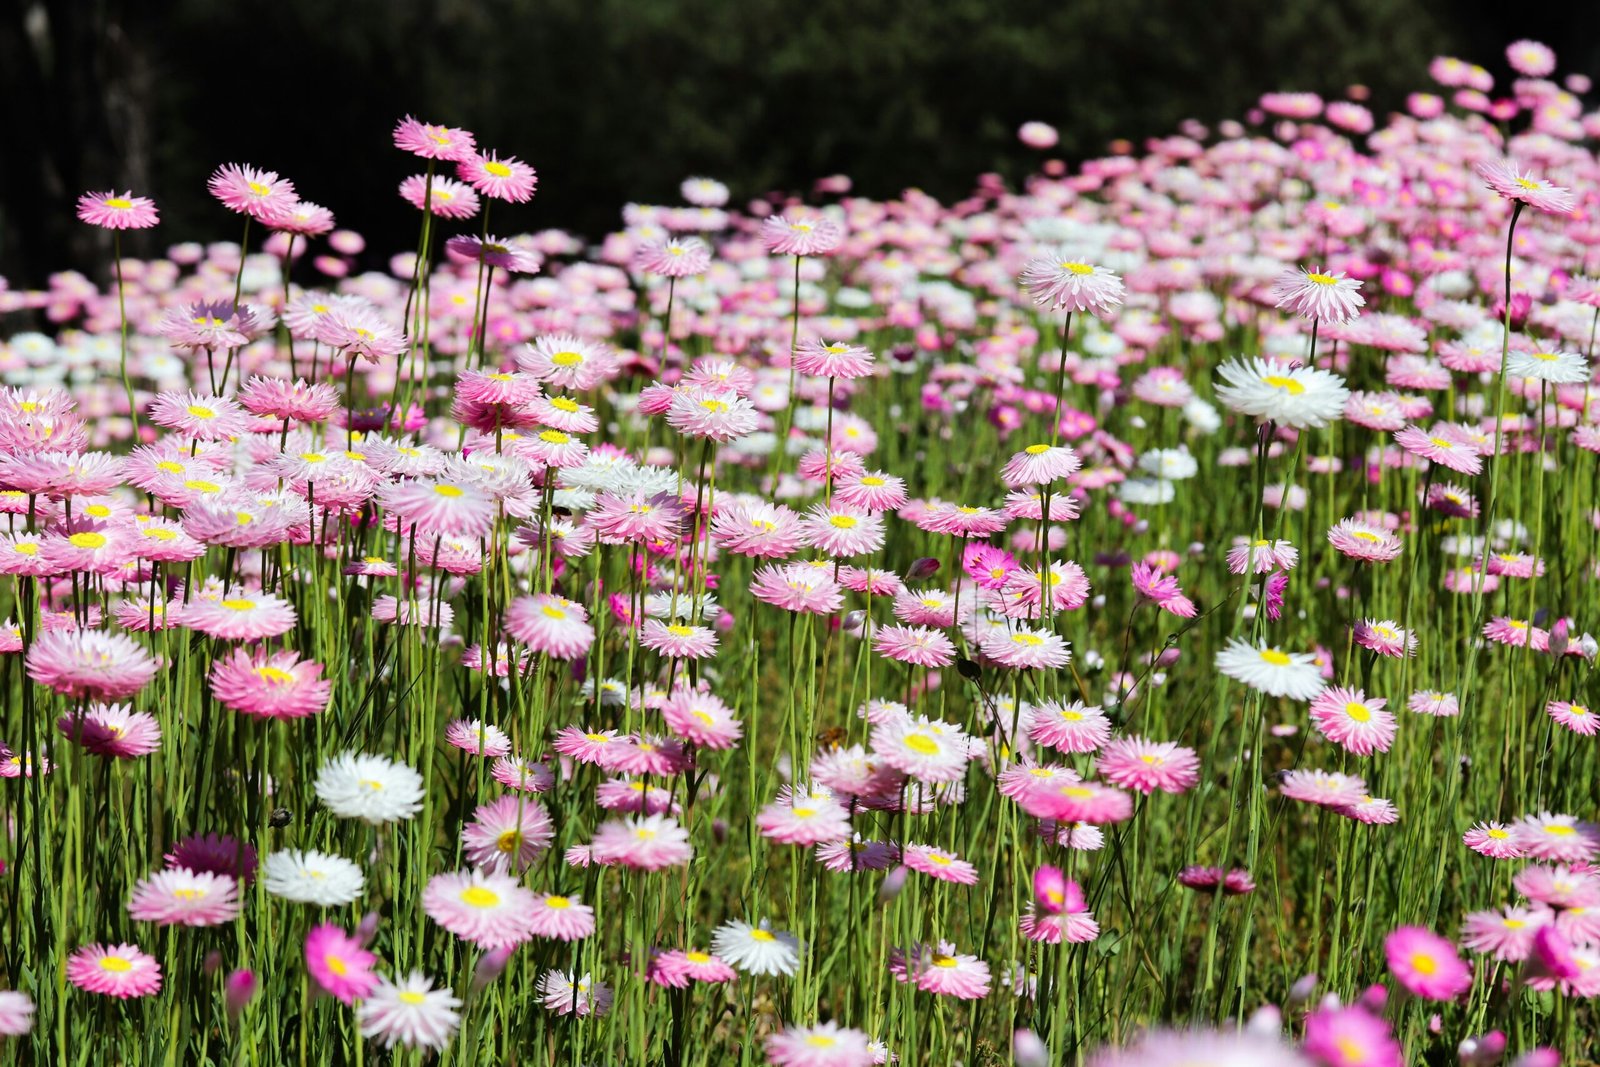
[2,0,1597,283]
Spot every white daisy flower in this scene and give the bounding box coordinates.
[261,849,365,906]
[1214,638,1325,701]
[710,918,803,977]
[356,972,461,1050]
[1213,356,1349,429]
[314,752,425,824]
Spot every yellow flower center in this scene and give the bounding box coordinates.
[1056,262,1093,275]
[69,532,107,549]
[105,197,135,210]
[184,479,221,493]
[1012,633,1043,646]
[434,484,464,498]
[1262,375,1305,395]
[461,886,500,908]
[326,954,348,976]
[932,954,959,967]
[749,929,776,942]
[1259,649,1291,666]
[1306,272,1338,285]
[1410,953,1437,975]
[1024,444,1052,455]
[539,430,571,445]
[99,956,133,973]
[398,991,426,1005]
[187,405,216,419]
[1345,702,1371,723]
[255,666,295,685]
[221,599,256,611]
[551,351,583,366]
[828,514,858,529]
[545,895,571,909]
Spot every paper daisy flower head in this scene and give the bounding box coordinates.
[314,751,425,824]
[793,338,876,379]
[711,919,803,977]
[766,1021,876,1067]
[457,150,538,203]
[1475,158,1575,216]
[126,867,242,927]
[357,971,462,1051]
[0,990,33,1036]
[25,629,158,701]
[422,869,538,949]
[305,924,379,1006]
[1384,926,1473,1001]
[1353,618,1417,658]
[1510,812,1600,863]
[1019,251,1125,315]
[77,190,159,230]
[462,793,555,873]
[262,850,365,906]
[590,813,693,870]
[1213,357,1350,429]
[538,970,613,1017]
[393,115,477,162]
[1086,1028,1310,1067]
[526,893,596,941]
[209,648,331,718]
[1506,349,1589,385]
[1272,266,1365,324]
[634,236,711,277]
[890,941,992,999]
[207,163,297,222]
[56,703,161,758]
[1215,639,1325,701]
[66,943,162,998]
[760,213,844,257]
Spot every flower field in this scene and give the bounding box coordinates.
[0,36,1599,1067]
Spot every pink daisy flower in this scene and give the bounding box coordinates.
[815,836,900,873]
[462,794,554,874]
[1280,769,1367,809]
[765,1021,874,1067]
[756,787,853,846]
[127,868,241,927]
[902,843,979,884]
[1352,618,1417,658]
[77,190,159,229]
[148,390,250,440]
[1475,158,1576,215]
[379,477,496,538]
[1547,700,1598,736]
[1272,265,1365,323]
[422,869,538,949]
[1309,687,1397,755]
[760,213,844,256]
[457,151,537,202]
[793,339,875,379]
[640,619,719,660]
[56,703,161,758]
[873,625,955,668]
[1000,443,1081,489]
[1022,781,1134,825]
[1516,865,1600,909]
[1327,518,1403,563]
[1095,736,1200,794]
[661,688,743,749]
[489,756,555,794]
[590,814,693,870]
[208,163,297,222]
[305,924,379,1005]
[209,649,330,719]
[1020,908,1101,945]
[635,236,711,277]
[393,115,477,161]
[1384,926,1473,1001]
[1019,252,1125,315]
[527,893,595,941]
[1302,1006,1400,1067]
[26,629,157,700]
[979,625,1070,670]
[1463,821,1523,860]
[1177,866,1256,895]
[505,595,595,660]
[66,943,162,998]
[1511,813,1600,863]
[1461,906,1550,962]
[800,504,885,558]
[1225,538,1298,574]
[648,949,738,988]
[164,833,256,883]
[1407,690,1459,717]
[889,942,991,999]
[751,563,844,615]
[443,718,512,758]
[1393,426,1483,475]
[184,593,298,641]
[1028,700,1110,753]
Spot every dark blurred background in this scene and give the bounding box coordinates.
[3,0,1598,285]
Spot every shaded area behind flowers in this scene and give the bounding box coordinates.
[1,0,1598,284]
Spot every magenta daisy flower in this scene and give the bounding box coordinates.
[505,594,595,660]
[661,688,743,749]
[378,477,496,538]
[1095,737,1200,794]
[398,174,480,218]
[66,943,162,998]
[1463,821,1522,859]
[208,163,297,223]
[1461,906,1550,962]
[77,190,159,229]
[444,718,512,758]
[1511,813,1600,862]
[1000,443,1081,489]
[1272,266,1365,324]
[640,619,719,660]
[184,594,298,641]
[422,869,537,949]
[127,868,242,927]
[648,949,737,987]
[1303,1006,1400,1067]
[1384,926,1473,1001]
[1327,518,1403,563]
[305,923,379,1006]
[1027,700,1110,754]
[756,786,852,846]
[148,390,250,440]
[445,234,541,274]
[751,563,844,615]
